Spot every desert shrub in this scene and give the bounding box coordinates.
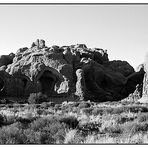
[131,123,148,134]
[40,102,49,109]
[39,102,54,108]
[71,102,80,107]
[16,112,37,128]
[28,92,48,104]
[23,129,41,144]
[137,113,148,122]
[54,104,61,111]
[64,129,84,144]
[24,126,60,144]
[0,123,27,144]
[121,121,148,136]
[111,107,125,114]
[46,102,55,107]
[29,116,66,144]
[29,117,50,131]
[81,108,93,115]
[5,115,17,125]
[78,122,101,135]
[35,104,41,108]
[59,116,79,129]
[64,129,77,144]
[36,109,44,115]
[91,107,111,115]
[115,115,134,124]
[30,116,62,131]
[92,108,104,115]
[78,102,91,109]
[40,124,65,144]
[0,116,66,144]
[102,125,123,135]
[0,99,7,104]
[104,108,114,114]
[8,104,14,108]
[17,117,35,125]
[63,102,80,108]
[36,109,49,116]
[61,103,71,110]
[0,114,20,127]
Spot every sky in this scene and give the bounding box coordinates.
[0,4,148,69]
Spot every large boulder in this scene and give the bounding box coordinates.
[75,58,136,102]
[0,39,144,102]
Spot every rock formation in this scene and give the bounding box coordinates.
[0,39,145,102]
[139,53,148,103]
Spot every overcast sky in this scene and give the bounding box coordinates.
[0,4,148,69]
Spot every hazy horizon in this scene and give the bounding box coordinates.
[0,4,148,69]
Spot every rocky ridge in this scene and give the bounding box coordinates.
[0,39,145,102]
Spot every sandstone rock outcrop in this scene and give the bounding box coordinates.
[0,39,144,102]
[139,53,148,103]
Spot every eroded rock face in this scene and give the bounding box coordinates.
[139,53,148,103]
[0,39,144,102]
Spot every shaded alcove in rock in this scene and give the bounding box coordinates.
[10,74,31,97]
[38,70,57,96]
[22,78,28,88]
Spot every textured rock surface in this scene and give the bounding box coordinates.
[103,60,135,77]
[139,53,148,103]
[0,39,144,102]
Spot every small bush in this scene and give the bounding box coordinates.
[59,116,79,129]
[0,123,27,144]
[137,113,148,122]
[102,125,123,135]
[115,115,134,124]
[78,122,101,135]
[78,102,91,109]
[46,102,55,107]
[28,92,48,104]
[39,102,55,109]
[29,116,66,144]
[81,108,93,115]
[92,108,104,116]
[0,116,65,144]
[132,123,148,134]
[40,102,48,109]
[54,104,61,110]
[121,121,148,136]
[36,109,44,115]
[17,117,34,125]
[5,115,17,125]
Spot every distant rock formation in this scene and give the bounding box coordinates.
[0,39,144,102]
[138,53,148,103]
